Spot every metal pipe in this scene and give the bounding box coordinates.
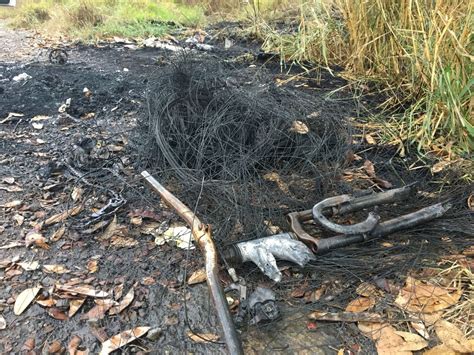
[315,202,451,253]
[141,171,243,355]
[288,185,416,251]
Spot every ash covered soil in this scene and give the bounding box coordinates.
[1,22,472,354]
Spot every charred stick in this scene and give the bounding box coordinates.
[141,171,243,355]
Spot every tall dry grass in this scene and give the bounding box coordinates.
[262,0,473,155]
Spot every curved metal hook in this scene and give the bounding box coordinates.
[312,195,380,234]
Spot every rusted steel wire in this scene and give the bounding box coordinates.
[141,171,243,355]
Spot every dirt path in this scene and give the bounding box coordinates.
[0,21,40,62]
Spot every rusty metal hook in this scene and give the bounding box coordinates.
[312,195,380,234]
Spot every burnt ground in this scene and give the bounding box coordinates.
[1,22,473,355]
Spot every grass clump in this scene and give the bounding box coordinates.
[8,0,52,27]
[4,0,204,39]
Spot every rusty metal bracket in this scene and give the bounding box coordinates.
[288,185,450,253]
[141,171,243,355]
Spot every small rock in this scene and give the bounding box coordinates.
[41,277,54,287]
[146,328,162,341]
[55,299,69,310]
[7,297,15,304]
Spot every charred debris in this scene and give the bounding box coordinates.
[136,56,473,353]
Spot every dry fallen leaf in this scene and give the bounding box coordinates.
[82,300,116,321]
[187,269,207,285]
[422,344,458,355]
[363,160,376,177]
[394,276,462,313]
[32,122,44,130]
[358,322,411,355]
[130,216,142,225]
[71,187,83,202]
[304,285,327,303]
[68,335,82,355]
[434,319,474,353]
[17,261,40,271]
[141,277,155,286]
[411,321,430,340]
[290,120,310,134]
[0,185,23,192]
[47,307,68,320]
[87,259,99,273]
[13,214,24,226]
[50,226,66,242]
[22,337,35,352]
[2,200,22,208]
[36,298,56,307]
[109,235,138,248]
[83,220,109,234]
[154,226,195,250]
[468,194,474,211]
[47,340,63,354]
[25,229,49,249]
[109,287,135,315]
[345,297,375,313]
[14,287,41,315]
[356,282,382,298]
[113,284,124,300]
[98,216,120,240]
[140,221,169,237]
[365,134,376,145]
[3,177,15,184]
[187,331,220,343]
[394,331,429,351]
[45,205,82,226]
[43,264,70,274]
[56,284,108,298]
[431,160,451,174]
[68,298,87,317]
[99,327,150,355]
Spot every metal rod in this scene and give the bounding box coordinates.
[141,171,243,355]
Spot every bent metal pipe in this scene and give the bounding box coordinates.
[141,171,243,355]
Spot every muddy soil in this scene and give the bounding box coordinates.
[0,21,472,355]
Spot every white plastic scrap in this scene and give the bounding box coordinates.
[58,98,72,113]
[12,73,32,82]
[143,37,184,52]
